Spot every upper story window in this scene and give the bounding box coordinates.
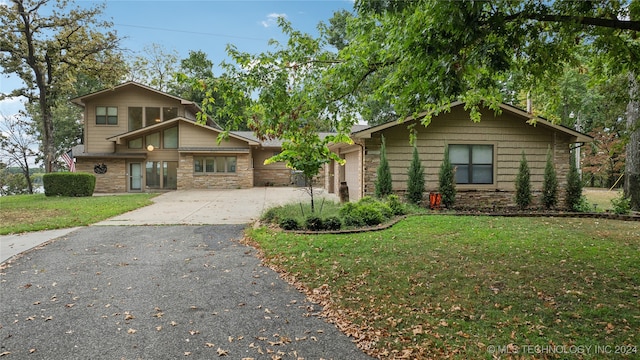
[449,144,494,184]
[96,106,118,125]
[128,107,179,131]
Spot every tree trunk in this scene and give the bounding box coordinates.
[625,73,640,210]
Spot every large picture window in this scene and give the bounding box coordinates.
[449,144,493,184]
[128,107,143,131]
[163,127,178,148]
[96,106,118,125]
[194,156,237,173]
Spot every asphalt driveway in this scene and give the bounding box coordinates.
[0,189,370,359]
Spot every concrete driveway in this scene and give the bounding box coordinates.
[95,187,339,225]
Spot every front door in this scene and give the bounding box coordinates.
[163,161,177,189]
[129,163,142,191]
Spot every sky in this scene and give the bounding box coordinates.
[0,0,354,116]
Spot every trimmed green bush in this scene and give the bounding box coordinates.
[515,151,532,209]
[43,172,95,197]
[542,146,558,209]
[305,215,324,231]
[406,146,425,205]
[375,134,392,198]
[339,197,392,227]
[386,194,406,215]
[439,146,456,208]
[565,153,583,211]
[611,194,631,214]
[323,216,342,230]
[279,217,300,230]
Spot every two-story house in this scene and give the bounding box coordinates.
[70,82,293,193]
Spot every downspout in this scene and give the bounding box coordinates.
[357,141,365,199]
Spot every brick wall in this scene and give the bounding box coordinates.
[76,159,127,193]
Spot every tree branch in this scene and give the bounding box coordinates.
[506,12,640,32]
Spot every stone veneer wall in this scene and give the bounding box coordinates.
[254,168,293,186]
[177,154,253,189]
[76,159,127,193]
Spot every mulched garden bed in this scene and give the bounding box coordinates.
[285,209,639,235]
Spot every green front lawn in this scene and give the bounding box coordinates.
[248,215,640,359]
[0,193,156,235]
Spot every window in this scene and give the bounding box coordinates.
[163,107,178,121]
[194,156,237,173]
[449,144,493,184]
[146,132,160,148]
[128,107,143,131]
[146,107,161,125]
[128,138,142,149]
[163,127,178,148]
[96,106,118,125]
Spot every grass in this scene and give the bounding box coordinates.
[248,215,640,359]
[0,193,157,235]
[583,187,623,212]
[260,199,344,224]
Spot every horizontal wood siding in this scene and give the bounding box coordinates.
[83,86,186,153]
[362,106,576,207]
[179,122,248,148]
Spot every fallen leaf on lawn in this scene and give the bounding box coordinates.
[216,347,229,356]
[127,328,137,334]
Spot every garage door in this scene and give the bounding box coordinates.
[344,151,360,201]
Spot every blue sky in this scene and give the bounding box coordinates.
[0,0,353,116]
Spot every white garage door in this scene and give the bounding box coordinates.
[344,151,360,201]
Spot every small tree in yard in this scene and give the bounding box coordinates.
[438,146,456,208]
[515,151,532,209]
[542,146,558,209]
[406,145,425,204]
[265,129,348,213]
[375,134,392,198]
[565,150,583,211]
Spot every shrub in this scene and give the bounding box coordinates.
[406,146,425,205]
[515,151,532,209]
[339,197,392,227]
[323,216,342,230]
[438,146,456,208]
[575,195,594,213]
[542,146,558,209]
[43,172,95,197]
[565,153,583,211]
[375,134,392,198]
[386,194,406,215]
[611,194,631,214]
[305,215,324,231]
[279,217,300,230]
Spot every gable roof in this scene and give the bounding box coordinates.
[353,101,593,143]
[70,81,221,129]
[106,117,260,146]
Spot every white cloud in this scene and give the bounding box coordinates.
[260,13,287,28]
[0,96,26,117]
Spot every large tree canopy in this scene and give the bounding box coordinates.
[0,0,125,171]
